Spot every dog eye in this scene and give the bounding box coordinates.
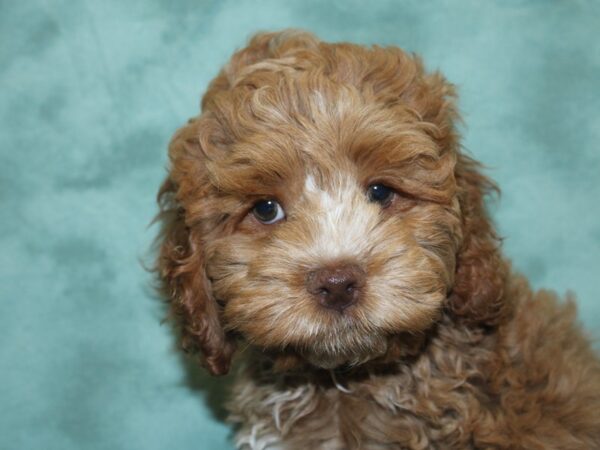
[367,184,395,207]
[252,199,285,224]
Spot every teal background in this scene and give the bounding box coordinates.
[1,1,599,449]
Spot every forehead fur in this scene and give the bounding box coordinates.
[192,32,458,196]
[168,32,460,232]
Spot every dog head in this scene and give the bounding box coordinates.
[156,31,508,375]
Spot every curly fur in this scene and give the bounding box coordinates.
[155,30,600,449]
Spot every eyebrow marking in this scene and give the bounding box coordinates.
[304,174,319,194]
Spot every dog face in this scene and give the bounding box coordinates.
[202,91,462,370]
[157,31,507,375]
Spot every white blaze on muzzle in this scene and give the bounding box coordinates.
[300,174,382,264]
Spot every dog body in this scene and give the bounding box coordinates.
[229,279,599,449]
[157,31,600,449]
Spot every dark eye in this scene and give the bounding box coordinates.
[367,184,395,207]
[252,199,285,224]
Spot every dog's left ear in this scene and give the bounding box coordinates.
[447,154,510,326]
[399,68,510,326]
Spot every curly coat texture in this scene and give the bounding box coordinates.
[156,31,600,449]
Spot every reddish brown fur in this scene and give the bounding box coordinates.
[156,31,600,448]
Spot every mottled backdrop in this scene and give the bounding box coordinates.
[1,1,599,449]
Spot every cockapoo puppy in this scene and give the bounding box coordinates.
[156,31,600,449]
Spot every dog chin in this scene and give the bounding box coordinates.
[298,334,390,369]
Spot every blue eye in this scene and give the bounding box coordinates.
[367,184,395,207]
[252,199,285,224]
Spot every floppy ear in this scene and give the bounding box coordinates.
[156,129,235,376]
[396,66,510,326]
[447,154,510,326]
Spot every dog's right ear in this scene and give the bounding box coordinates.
[155,129,235,376]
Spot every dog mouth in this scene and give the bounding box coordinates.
[285,319,391,369]
[301,343,389,369]
[228,307,391,369]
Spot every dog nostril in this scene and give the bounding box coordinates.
[306,264,365,312]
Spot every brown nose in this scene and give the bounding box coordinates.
[306,264,365,312]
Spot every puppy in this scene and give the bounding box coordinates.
[156,30,600,449]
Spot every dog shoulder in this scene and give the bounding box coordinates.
[492,274,600,447]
